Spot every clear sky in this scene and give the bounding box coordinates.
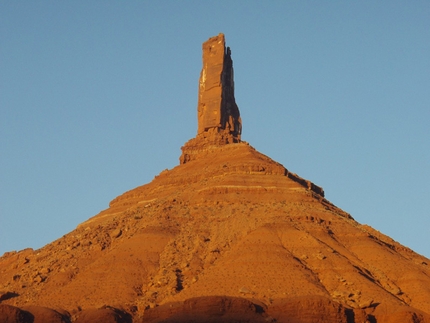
[1,1,429,258]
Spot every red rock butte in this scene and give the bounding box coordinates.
[1,34,430,323]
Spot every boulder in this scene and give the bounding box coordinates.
[21,306,70,323]
[74,307,132,323]
[0,304,33,323]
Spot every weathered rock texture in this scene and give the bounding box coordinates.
[197,33,241,141]
[181,33,241,164]
[0,304,33,323]
[1,34,430,322]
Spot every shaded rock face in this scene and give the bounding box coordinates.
[0,305,33,323]
[73,307,132,323]
[142,295,377,323]
[142,296,268,323]
[21,306,70,323]
[1,34,430,323]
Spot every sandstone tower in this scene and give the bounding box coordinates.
[197,33,241,140]
[180,34,242,164]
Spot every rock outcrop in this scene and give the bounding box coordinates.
[142,296,269,323]
[21,306,71,323]
[180,33,241,164]
[73,307,131,323]
[0,305,31,323]
[1,34,430,323]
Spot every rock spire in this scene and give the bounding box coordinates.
[180,33,242,164]
[197,33,241,140]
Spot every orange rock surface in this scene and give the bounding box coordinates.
[1,34,430,323]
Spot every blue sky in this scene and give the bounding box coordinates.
[1,1,429,257]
